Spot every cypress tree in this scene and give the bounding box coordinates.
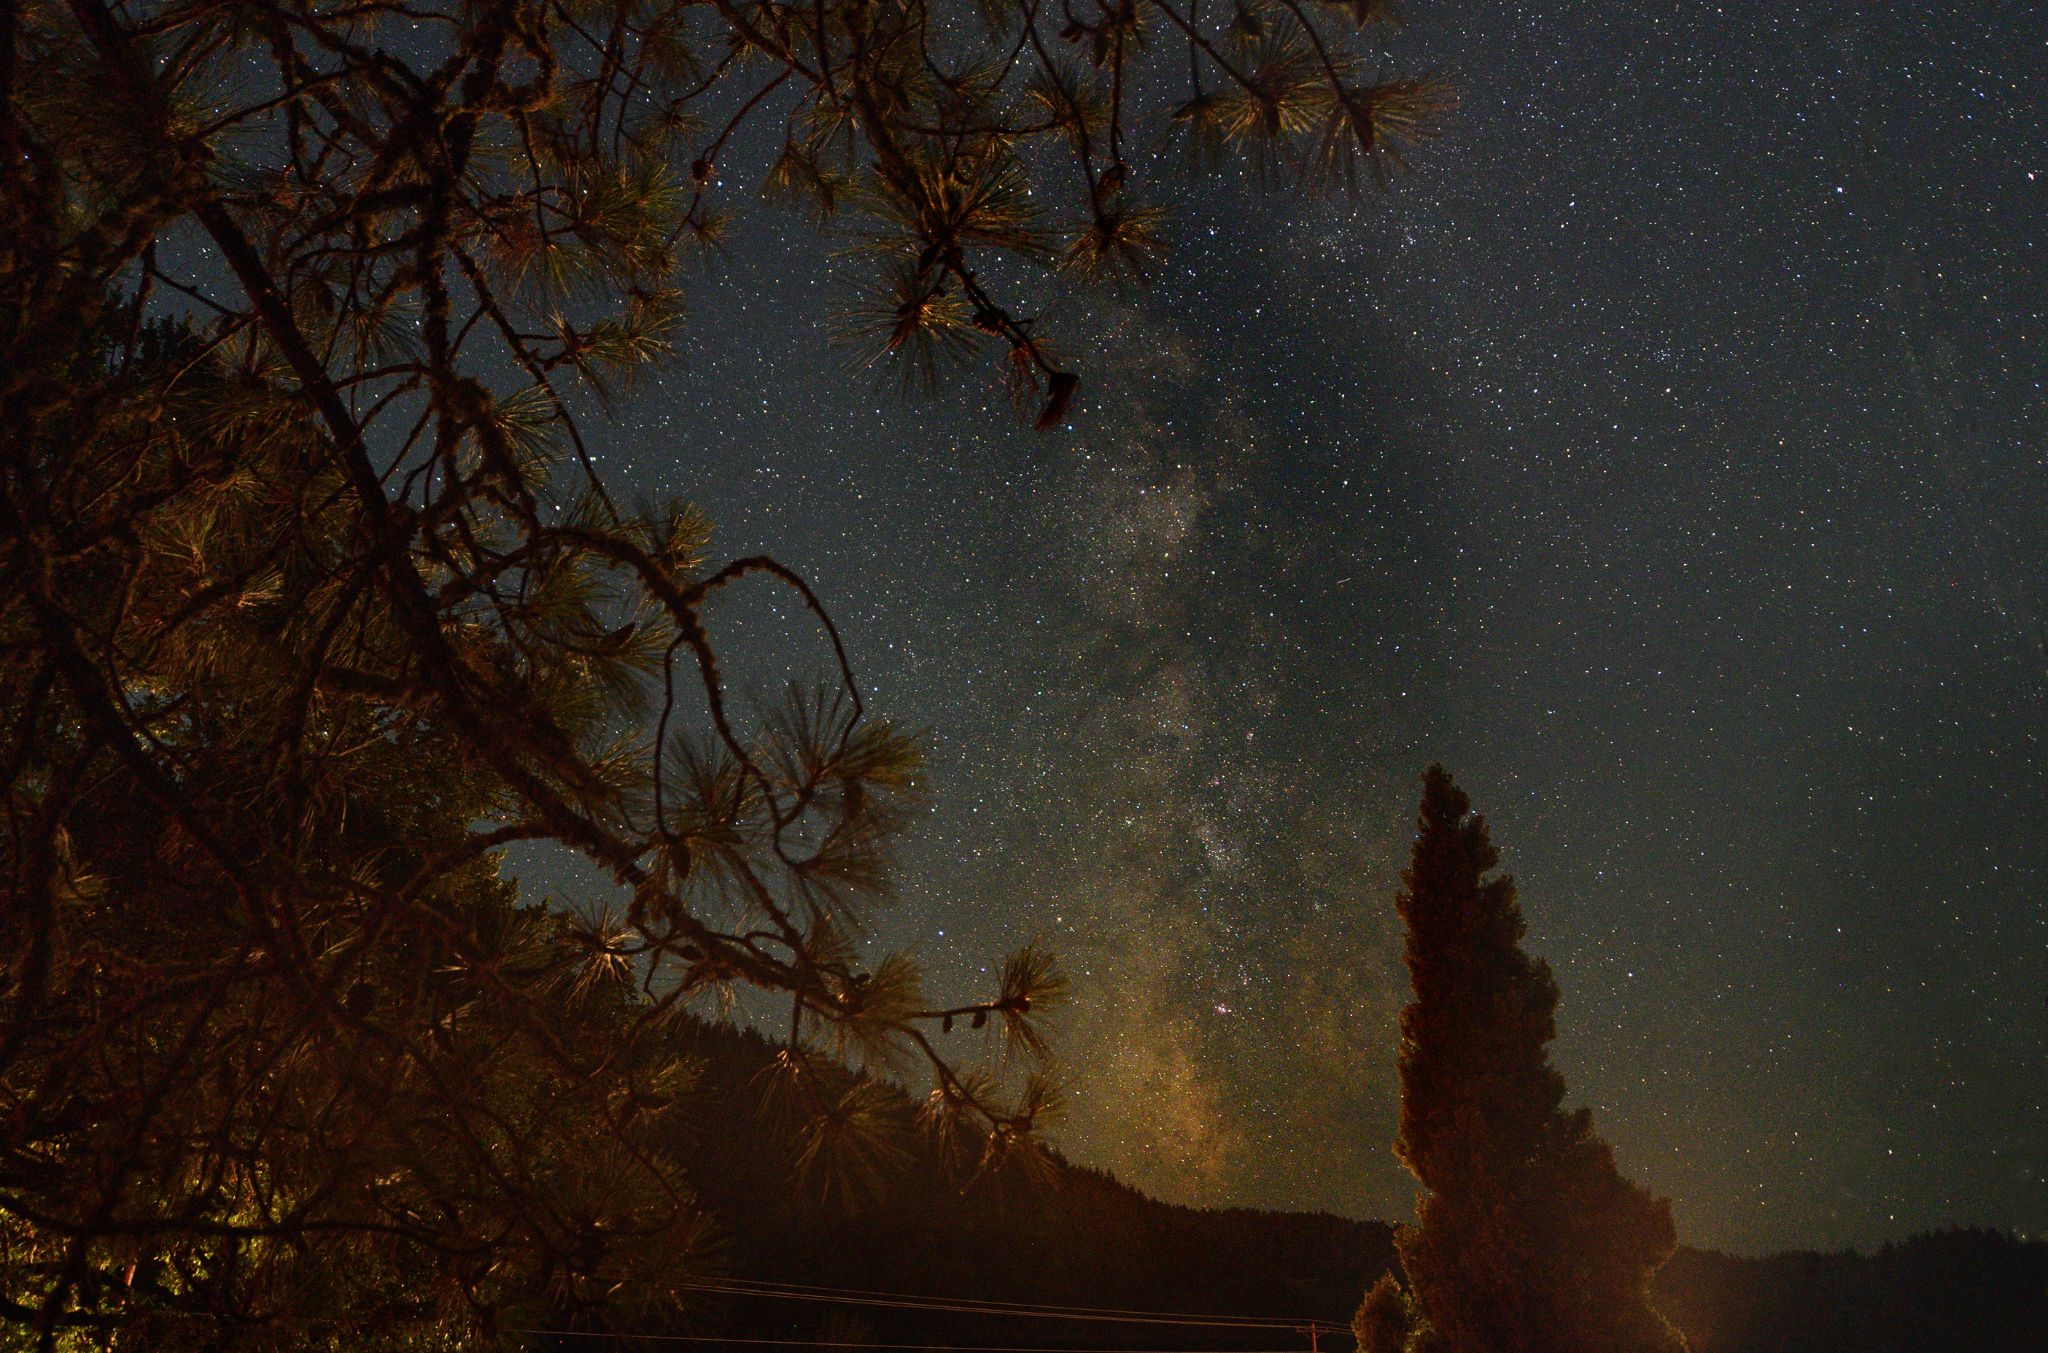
[1364,765,1689,1353]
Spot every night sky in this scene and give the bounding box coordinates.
[556,0,2046,1255]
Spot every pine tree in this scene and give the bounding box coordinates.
[1362,766,1689,1353]
[0,0,1450,1335]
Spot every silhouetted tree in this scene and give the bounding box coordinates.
[1361,766,1688,1353]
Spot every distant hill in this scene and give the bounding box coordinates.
[1654,1233,2046,1353]
[601,1020,2047,1353]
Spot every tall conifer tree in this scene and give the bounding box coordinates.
[1361,765,1688,1353]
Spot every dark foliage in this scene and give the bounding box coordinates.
[674,1019,1389,1340]
[1653,1231,2048,1353]
[558,1018,2047,1353]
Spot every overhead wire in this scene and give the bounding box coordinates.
[507,1275,1356,1347]
[506,1335,1328,1351]
[678,1276,1347,1332]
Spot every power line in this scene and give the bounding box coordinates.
[700,1276,1342,1328]
[507,1333,1324,1352]
[679,1278,1348,1334]
[692,1277,1343,1326]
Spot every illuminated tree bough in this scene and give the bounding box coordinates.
[0,0,1442,1341]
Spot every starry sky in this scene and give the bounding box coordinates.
[580,0,2046,1255]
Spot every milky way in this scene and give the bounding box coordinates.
[574,0,2048,1254]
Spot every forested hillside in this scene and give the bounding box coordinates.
[631,1021,2047,1353]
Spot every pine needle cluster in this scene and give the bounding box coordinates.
[0,0,1448,1331]
[0,0,1103,1341]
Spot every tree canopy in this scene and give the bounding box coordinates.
[0,0,1447,1341]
